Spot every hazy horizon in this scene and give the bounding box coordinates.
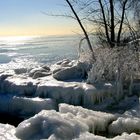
[0,0,79,36]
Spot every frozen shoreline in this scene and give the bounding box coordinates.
[0,59,140,139]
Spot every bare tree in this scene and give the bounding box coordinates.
[69,0,139,47]
[65,0,96,60]
[117,0,128,44]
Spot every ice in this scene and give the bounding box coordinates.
[15,104,140,140]
[112,132,140,140]
[15,110,89,140]
[73,132,106,140]
[0,60,125,109]
[109,117,140,135]
[0,69,121,108]
[0,75,38,96]
[36,76,115,108]
[0,123,19,140]
[59,103,116,134]
[82,83,115,109]
[0,58,39,72]
[14,68,28,75]
[15,103,116,140]
[109,100,140,135]
[0,59,139,139]
[0,95,56,118]
[124,99,140,117]
[52,60,89,81]
[29,66,51,79]
[36,80,84,105]
[51,59,74,72]
[74,132,140,140]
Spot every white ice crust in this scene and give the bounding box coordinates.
[0,59,140,140]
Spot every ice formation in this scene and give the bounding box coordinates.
[0,59,140,139]
[52,59,91,81]
[0,74,37,96]
[0,65,116,108]
[15,104,140,140]
[59,103,116,134]
[15,103,115,140]
[15,110,88,140]
[109,99,140,135]
[0,123,19,140]
[29,66,51,79]
[0,95,56,118]
[73,132,140,140]
[109,116,140,135]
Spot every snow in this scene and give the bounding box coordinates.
[0,123,19,140]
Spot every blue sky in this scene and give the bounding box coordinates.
[0,0,78,36]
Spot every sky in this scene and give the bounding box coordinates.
[0,0,79,36]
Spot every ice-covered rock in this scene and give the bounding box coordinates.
[73,132,106,140]
[74,132,140,140]
[82,83,115,109]
[124,99,140,117]
[14,68,27,74]
[36,80,84,105]
[51,59,73,72]
[32,71,52,79]
[112,132,140,140]
[0,70,117,108]
[133,81,140,95]
[53,66,84,81]
[29,67,51,79]
[0,123,19,140]
[0,71,14,81]
[109,117,140,135]
[1,75,37,96]
[15,110,88,140]
[109,100,140,135]
[59,103,116,134]
[52,60,89,81]
[36,76,115,108]
[0,95,56,118]
[15,104,140,140]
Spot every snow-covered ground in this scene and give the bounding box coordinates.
[0,59,140,140]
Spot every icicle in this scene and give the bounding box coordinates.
[129,73,133,96]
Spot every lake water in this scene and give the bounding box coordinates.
[0,35,80,71]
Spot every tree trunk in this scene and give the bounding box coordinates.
[110,0,115,47]
[99,0,110,46]
[117,0,128,45]
[66,0,96,60]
